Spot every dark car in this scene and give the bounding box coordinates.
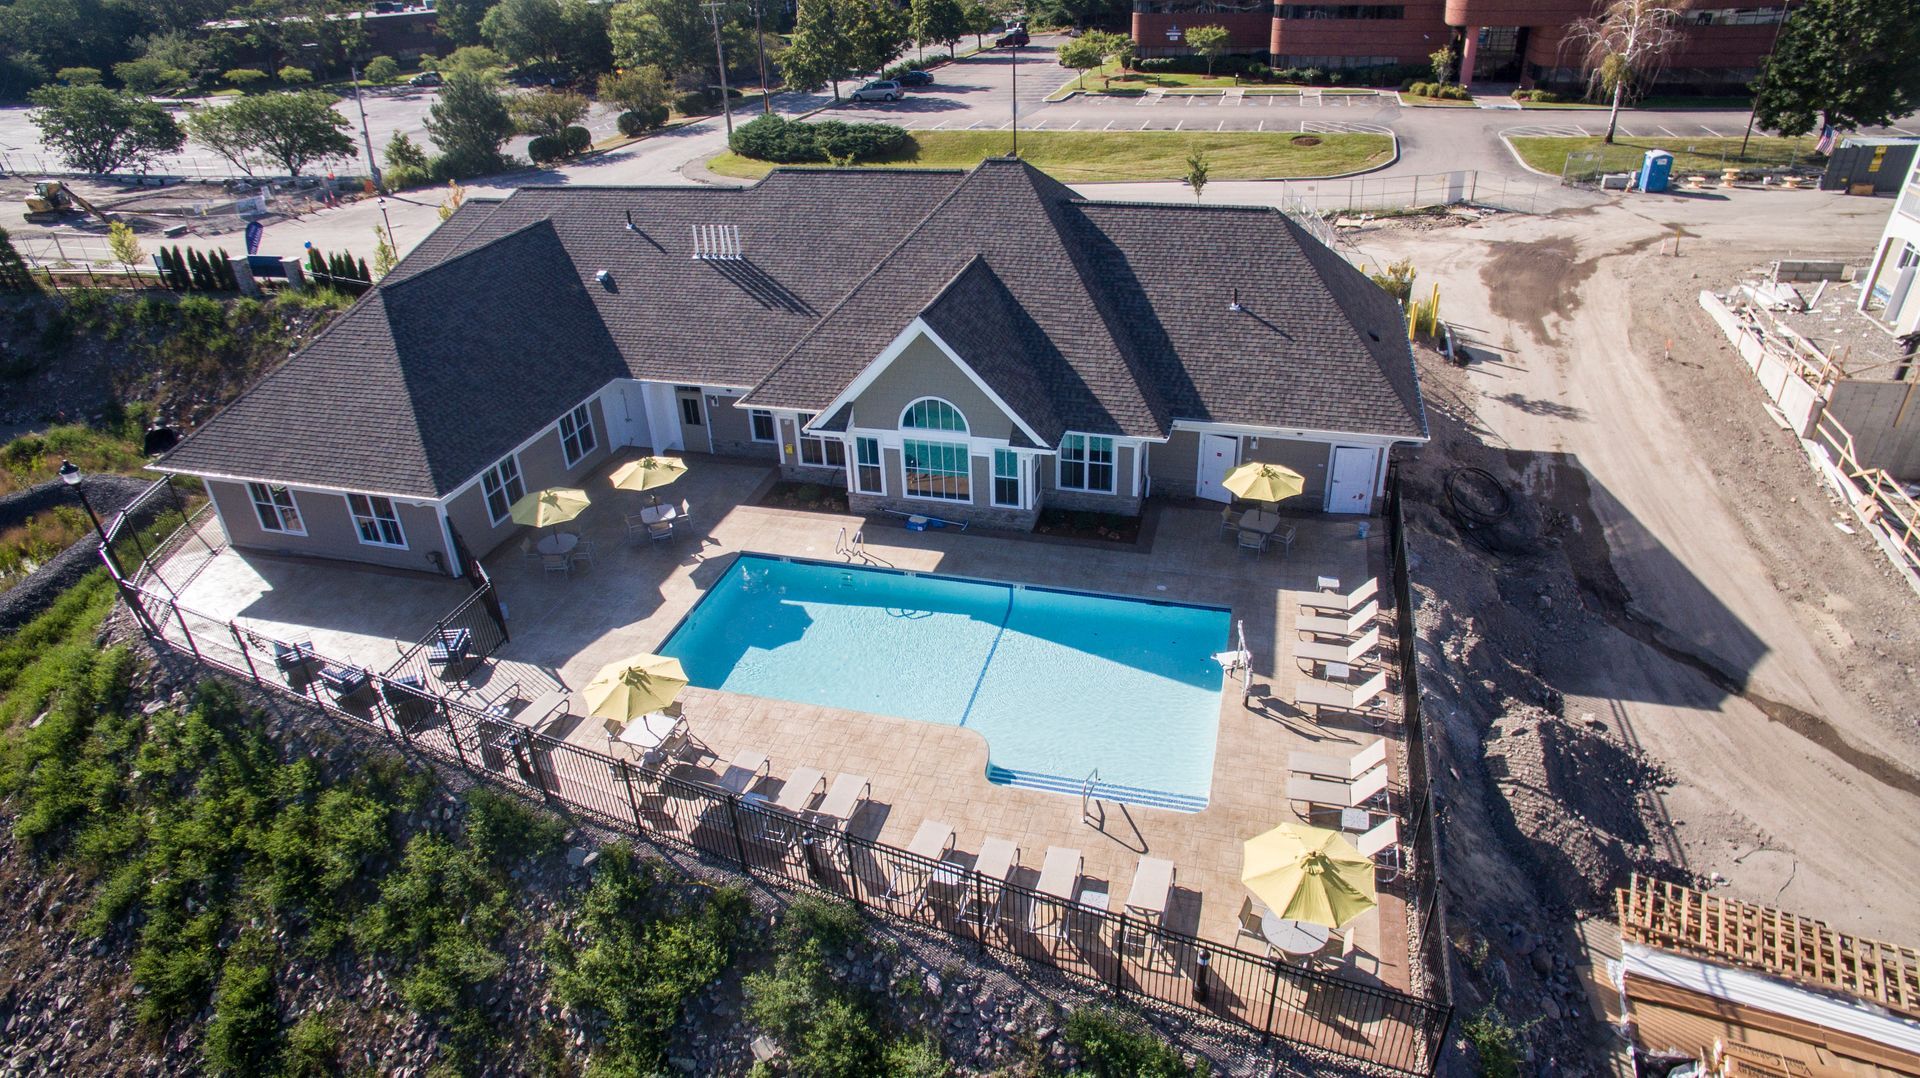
[995,27,1029,47]
[896,69,935,86]
[408,71,443,87]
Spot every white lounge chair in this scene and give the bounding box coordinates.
[961,837,1020,930]
[1287,765,1390,812]
[754,765,825,845]
[806,774,872,864]
[1299,577,1379,615]
[1294,670,1387,715]
[1030,846,1084,939]
[1293,627,1380,667]
[1289,738,1388,781]
[885,819,957,909]
[1354,816,1402,882]
[715,750,769,796]
[1297,600,1379,638]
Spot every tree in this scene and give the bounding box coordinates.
[599,65,673,112]
[27,84,185,174]
[0,227,37,292]
[510,88,590,137]
[962,0,995,51]
[910,0,968,61]
[1058,33,1107,89]
[189,91,353,176]
[373,224,399,276]
[224,67,268,88]
[57,67,102,85]
[1186,149,1209,198]
[781,0,858,99]
[1753,0,1920,139]
[1566,0,1683,143]
[609,0,711,79]
[113,56,188,92]
[844,0,910,77]
[482,0,611,76]
[439,179,469,221]
[437,0,507,46]
[277,65,314,84]
[1429,44,1456,85]
[1183,24,1231,78]
[440,44,510,76]
[107,221,144,272]
[363,55,400,81]
[426,70,514,176]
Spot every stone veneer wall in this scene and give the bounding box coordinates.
[847,492,1040,532]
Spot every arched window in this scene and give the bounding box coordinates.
[901,398,968,434]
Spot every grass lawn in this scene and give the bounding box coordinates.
[1507,134,1819,176]
[708,130,1394,182]
[1397,93,1475,107]
[1638,94,1753,110]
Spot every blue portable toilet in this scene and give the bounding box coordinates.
[1639,148,1674,193]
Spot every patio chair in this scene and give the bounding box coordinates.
[1354,816,1402,882]
[624,513,652,543]
[519,536,540,564]
[272,638,317,684]
[1218,505,1240,536]
[1287,764,1390,813]
[567,539,597,571]
[319,663,372,705]
[1236,528,1267,554]
[960,837,1020,932]
[715,749,770,796]
[647,521,675,542]
[679,499,692,526]
[757,765,826,845]
[380,675,437,730]
[1289,737,1387,781]
[476,679,524,721]
[541,553,571,577]
[602,716,633,758]
[1294,627,1380,668]
[1296,601,1380,639]
[1237,896,1277,957]
[884,820,957,910]
[1299,578,1379,615]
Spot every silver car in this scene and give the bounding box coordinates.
[849,80,904,103]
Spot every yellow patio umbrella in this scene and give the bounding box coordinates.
[1223,462,1306,504]
[510,487,591,528]
[610,456,688,494]
[582,653,689,720]
[1241,822,1377,929]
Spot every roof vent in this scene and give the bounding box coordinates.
[625,209,638,232]
[691,223,743,261]
[1228,287,1244,313]
[595,269,613,288]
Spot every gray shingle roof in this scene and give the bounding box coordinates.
[159,159,1425,499]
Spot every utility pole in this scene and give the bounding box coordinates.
[753,0,772,114]
[704,1,735,139]
[350,64,384,193]
[1008,39,1019,157]
[1739,3,1791,158]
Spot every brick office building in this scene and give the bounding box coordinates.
[1130,0,1789,92]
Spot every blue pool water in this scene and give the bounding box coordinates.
[659,554,1230,811]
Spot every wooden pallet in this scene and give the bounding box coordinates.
[1617,874,1920,1020]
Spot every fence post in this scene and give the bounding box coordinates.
[1265,958,1283,1040]
[1111,913,1130,998]
[229,622,262,686]
[617,759,644,833]
[723,793,752,872]
[442,698,471,772]
[169,598,201,661]
[972,870,987,954]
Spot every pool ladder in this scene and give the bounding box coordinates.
[1081,768,1104,827]
[835,526,869,564]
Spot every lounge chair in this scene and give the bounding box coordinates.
[1354,816,1402,882]
[1298,577,1379,615]
[1296,600,1379,638]
[1287,765,1390,812]
[1294,627,1380,668]
[1294,670,1388,718]
[1289,738,1388,781]
[754,766,825,845]
[808,773,871,830]
[715,750,769,796]
[884,820,957,909]
[1029,846,1084,939]
[1120,855,1178,965]
[960,838,1020,931]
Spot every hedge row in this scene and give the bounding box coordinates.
[727,115,909,165]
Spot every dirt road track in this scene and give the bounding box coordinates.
[1357,189,1920,941]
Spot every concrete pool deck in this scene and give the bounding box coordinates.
[155,450,1415,993]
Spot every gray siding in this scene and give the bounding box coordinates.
[850,333,1014,440]
[1039,444,1143,516]
[708,393,778,460]
[439,396,613,561]
[777,414,844,482]
[1243,435,1327,510]
[211,479,449,574]
[1149,431,1201,497]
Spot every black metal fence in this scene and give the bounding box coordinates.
[95,479,1454,1076]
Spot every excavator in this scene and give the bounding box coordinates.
[23,180,112,224]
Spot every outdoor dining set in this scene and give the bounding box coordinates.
[1217,462,1306,556]
[512,455,694,579]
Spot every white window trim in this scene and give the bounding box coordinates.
[248,482,306,536]
[1057,433,1118,494]
[990,447,1022,508]
[899,437,972,503]
[899,396,970,435]
[481,454,524,526]
[796,413,846,468]
[852,435,886,496]
[347,493,408,549]
[806,320,1050,448]
[749,408,777,443]
[559,402,597,467]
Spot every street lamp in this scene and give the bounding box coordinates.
[377,197,396,252]
[58,459,104,540]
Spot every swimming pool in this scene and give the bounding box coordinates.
[659,554,1230,811]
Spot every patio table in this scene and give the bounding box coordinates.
[1340,807,1373,833]
[1261,913,1332,956]
[518,688,569,730]
[1240,509,1282,534]
[617,710,680,751]
[536,532,579,556]
[639,503,680,526]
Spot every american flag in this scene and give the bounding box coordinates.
[1815,124,1836,155]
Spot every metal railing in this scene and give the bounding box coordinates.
[95,478,1454,1076]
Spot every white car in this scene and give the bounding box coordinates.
[849,80,904,103]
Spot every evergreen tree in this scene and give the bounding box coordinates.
[0,227,34,292]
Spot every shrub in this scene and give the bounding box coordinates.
[617,105,669,135]
[281,1014,340,1077]
[277,66,313,84]
[561,124,592,154]
[526,134,565,162]
[223,68,267,88]
[203,935,282,1076]
[362,55,399,82]
[883,1035,951,1077]
[728,114,908,165]
[672,90,715,115]
[1063,1006,1208,1077]
[57,67,101,86]
[462,785,565,868]
[1463,1006,1528,1078]
[113,58,188,93]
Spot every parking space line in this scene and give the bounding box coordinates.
[1657,125,1681,136]
[1175,119,1184,130]
[1067,119,1081,130]
[966,120,981,129]
[1141,120,1151,130]
[998,121,1011,129]
[1894,127,1918,136]
[1698,125,1722,137]
[930,120,949,130]
[1217,120,1225,131]
[1032,120,1046,129]
[1104,119,1114,130]
[1257,119,1265,131]
[1614,126,1635,137]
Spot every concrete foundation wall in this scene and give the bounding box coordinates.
[210,480,449,574]
[1826,381,1920,480]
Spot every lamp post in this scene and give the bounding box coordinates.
[58,459,104,540]
[1739,3,1791,159]
[377,196,396,251]
[1003,36,1019,157]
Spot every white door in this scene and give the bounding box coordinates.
[1196,434,1237,502]
[641,383,681,452]
[1326,446,1377,514]
[611,382,652,448]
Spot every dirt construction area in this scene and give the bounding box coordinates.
[1347,191,1920,1071]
